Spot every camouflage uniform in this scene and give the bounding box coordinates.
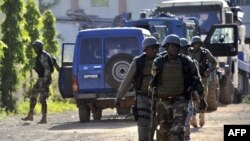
[31,51,52,117]
[115,37,159,141]
[22,40,52,124]
[150,34,206,141]
[188,45,217,127]
[151,54,204,141]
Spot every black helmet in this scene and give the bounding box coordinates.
[32,40,43,49]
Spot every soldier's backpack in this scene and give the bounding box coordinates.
[45,52,54,73]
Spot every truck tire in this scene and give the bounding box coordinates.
[92,108,102,120]
[219,76,234,104]
[117,107,131,115]
[79,106,90,122]
[207,77,220,111]
[105,54,133,89]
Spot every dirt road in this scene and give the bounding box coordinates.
[0,103,249,141]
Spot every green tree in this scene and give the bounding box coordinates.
[0,0,27,112]
[24,0,41,70]
[42,10,59,56]
[0,41,6,60]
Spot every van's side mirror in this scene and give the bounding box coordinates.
[204,24,238,56]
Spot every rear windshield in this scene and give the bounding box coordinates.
[104,36,139,61]
[79,36,139,65]
[79,37,102,65]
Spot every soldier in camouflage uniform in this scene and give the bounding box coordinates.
[150,34,207,141]
[188,36,217,127]
[115,37,159,141]
[180,38,193,141]
[21,40,53,124]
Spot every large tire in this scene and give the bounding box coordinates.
[92,108,102,120]
[207,77,220,111]
[219,76,234,104]
[79,106,90,123]
[105,54,134,89]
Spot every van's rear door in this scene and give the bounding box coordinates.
[77,37,105,93]
[59,43,75,98]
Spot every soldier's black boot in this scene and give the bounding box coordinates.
[38,114,47,124]
[21,112,34,121]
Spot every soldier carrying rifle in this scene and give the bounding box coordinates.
[115,37,159,141]
[148,34,207,141]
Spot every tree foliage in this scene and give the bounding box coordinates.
[0,0,27,112]
[42,10,59,56]
[23,0,41,70]
[0,41,6,60]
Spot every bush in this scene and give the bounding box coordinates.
[242,95,250,104]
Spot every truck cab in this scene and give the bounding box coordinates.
[59,27,151,122]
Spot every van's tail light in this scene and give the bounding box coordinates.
[72,75,79,94]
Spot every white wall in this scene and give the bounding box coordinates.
[241,6,250,38]
[49,0,166,19]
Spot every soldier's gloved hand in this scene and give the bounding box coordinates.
[199,98,208,112]
[115,98,121,108]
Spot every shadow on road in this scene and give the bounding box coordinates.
[49,116,136,131]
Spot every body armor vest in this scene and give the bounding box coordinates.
[191,48,209,77]
[140,59,154,93]
[34,52,54,78]
[157,59,184,97]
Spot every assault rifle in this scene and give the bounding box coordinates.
[149,87,158,141]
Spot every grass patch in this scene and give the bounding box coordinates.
[242,95,250,104]
[0,99,77,120]
[17,99,77,115]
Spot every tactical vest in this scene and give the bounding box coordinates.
[152,54,193,98]
[197,48,209,77]
[34,52,54,78]
[133,54,156,93]
[157,59,184,97]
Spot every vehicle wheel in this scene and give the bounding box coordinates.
[79,106,90,123]
[117,107,131,115]
[207,76,219,111]
[92,108,102,120]
[105,54,133,89]
[219,76,234,104]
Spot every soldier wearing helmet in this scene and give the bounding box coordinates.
[21,40,57,124]
[180,38,191,55]
[149,34,207,141]
[188,36,217,128]
[115,36,159,141]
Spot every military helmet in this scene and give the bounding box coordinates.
[161,34,180,47]
[191,36,203,45]
[142,36,159,50]
[180,38,190,47]
[32,40,43,49]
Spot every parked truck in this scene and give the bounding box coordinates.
[153,0,250,109]
[122,0,250,111]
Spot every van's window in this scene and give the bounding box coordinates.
[80,37,102,64]
[104,36,139,61]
